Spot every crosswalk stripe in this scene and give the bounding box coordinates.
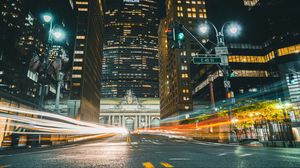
[143,162,155,168]
[160,162,174,168]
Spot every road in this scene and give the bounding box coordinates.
[1,134,300,168]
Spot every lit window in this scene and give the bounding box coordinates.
[76,36,85,40]
[76,1,88,5]
[72,74,82,78]
[73,83,81,86]
[181,73,189,78]
[73,66,82,70]
[181,66,188,70]
[78,8,88,11]
[75,50,84,54]
[74,58,83,62]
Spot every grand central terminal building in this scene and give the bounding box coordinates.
[99,90,160,131]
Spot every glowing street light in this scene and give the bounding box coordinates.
[199,24,209,34]
[227,23,241,36]
[43,14,53,23]
[53,29,65,41]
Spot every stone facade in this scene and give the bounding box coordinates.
[100,90,160,131]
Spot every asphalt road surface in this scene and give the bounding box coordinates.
[1,134,300,168]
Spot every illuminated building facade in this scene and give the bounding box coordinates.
[101,0,159,98]
[159,0,207,121]
[0,0,45,106]
[69,0,104,122]
[192,43,281,106]
[1,0,76,111]
[192,0,300,111]
[100,90,160,131]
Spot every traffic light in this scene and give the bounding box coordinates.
[173,24,185,49]
[288,73,296,84]
[166,28,173,40]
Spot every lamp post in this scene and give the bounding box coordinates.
[39,14,66,109]
[199,21,241,143]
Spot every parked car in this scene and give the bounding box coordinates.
[240,138,263,147]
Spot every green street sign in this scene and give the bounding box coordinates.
[193,57,222,64]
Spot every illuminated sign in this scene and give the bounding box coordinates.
[124,0,140,3]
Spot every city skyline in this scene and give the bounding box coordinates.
[1,0,300,167]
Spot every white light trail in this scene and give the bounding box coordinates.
[0,105,128,136]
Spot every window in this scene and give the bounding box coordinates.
[73,83,81,86]
[74,58,83,62]
[181,66,188,70]
[73,66,82,70]
[78,8,88,11]
[75,50,84,54]
[75,1,88,5]
[76,36,85,40]
[181,73,189,78]
[72,74,82,78]
[183,89,189,93]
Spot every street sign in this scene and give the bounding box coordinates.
[215,46,229,55]
[224,80,231,88]
[220,55,229,66]
[193,57,222,64]
[193,55,228,65]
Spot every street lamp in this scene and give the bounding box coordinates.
[43,14,53,23]
[53,29,65,41]
[227,23,242,37]
[198,21,241,46]
[199,21,241,143]
[39,14,66,109]
[199,24,209,34]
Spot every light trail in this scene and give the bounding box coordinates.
[0,105,128,136]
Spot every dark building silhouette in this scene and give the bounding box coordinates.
[69,0,104,122]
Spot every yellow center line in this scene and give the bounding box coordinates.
[160,162,174,168]
[143,162,155,168]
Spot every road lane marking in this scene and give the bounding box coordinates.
[151,141,162,145]
[239,154,253,157]
[160,162,174,168]
[143,162,155,168]
[169,158,191,161]
[194,142,238,147]
[0,155,12,158]
[218,153,228,156]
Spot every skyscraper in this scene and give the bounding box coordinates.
[69,0,104,122]
[159,0,207,121]
[101,0,159,98]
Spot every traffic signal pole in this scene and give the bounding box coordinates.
[215,29,236,143]
[172,21,237,143]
